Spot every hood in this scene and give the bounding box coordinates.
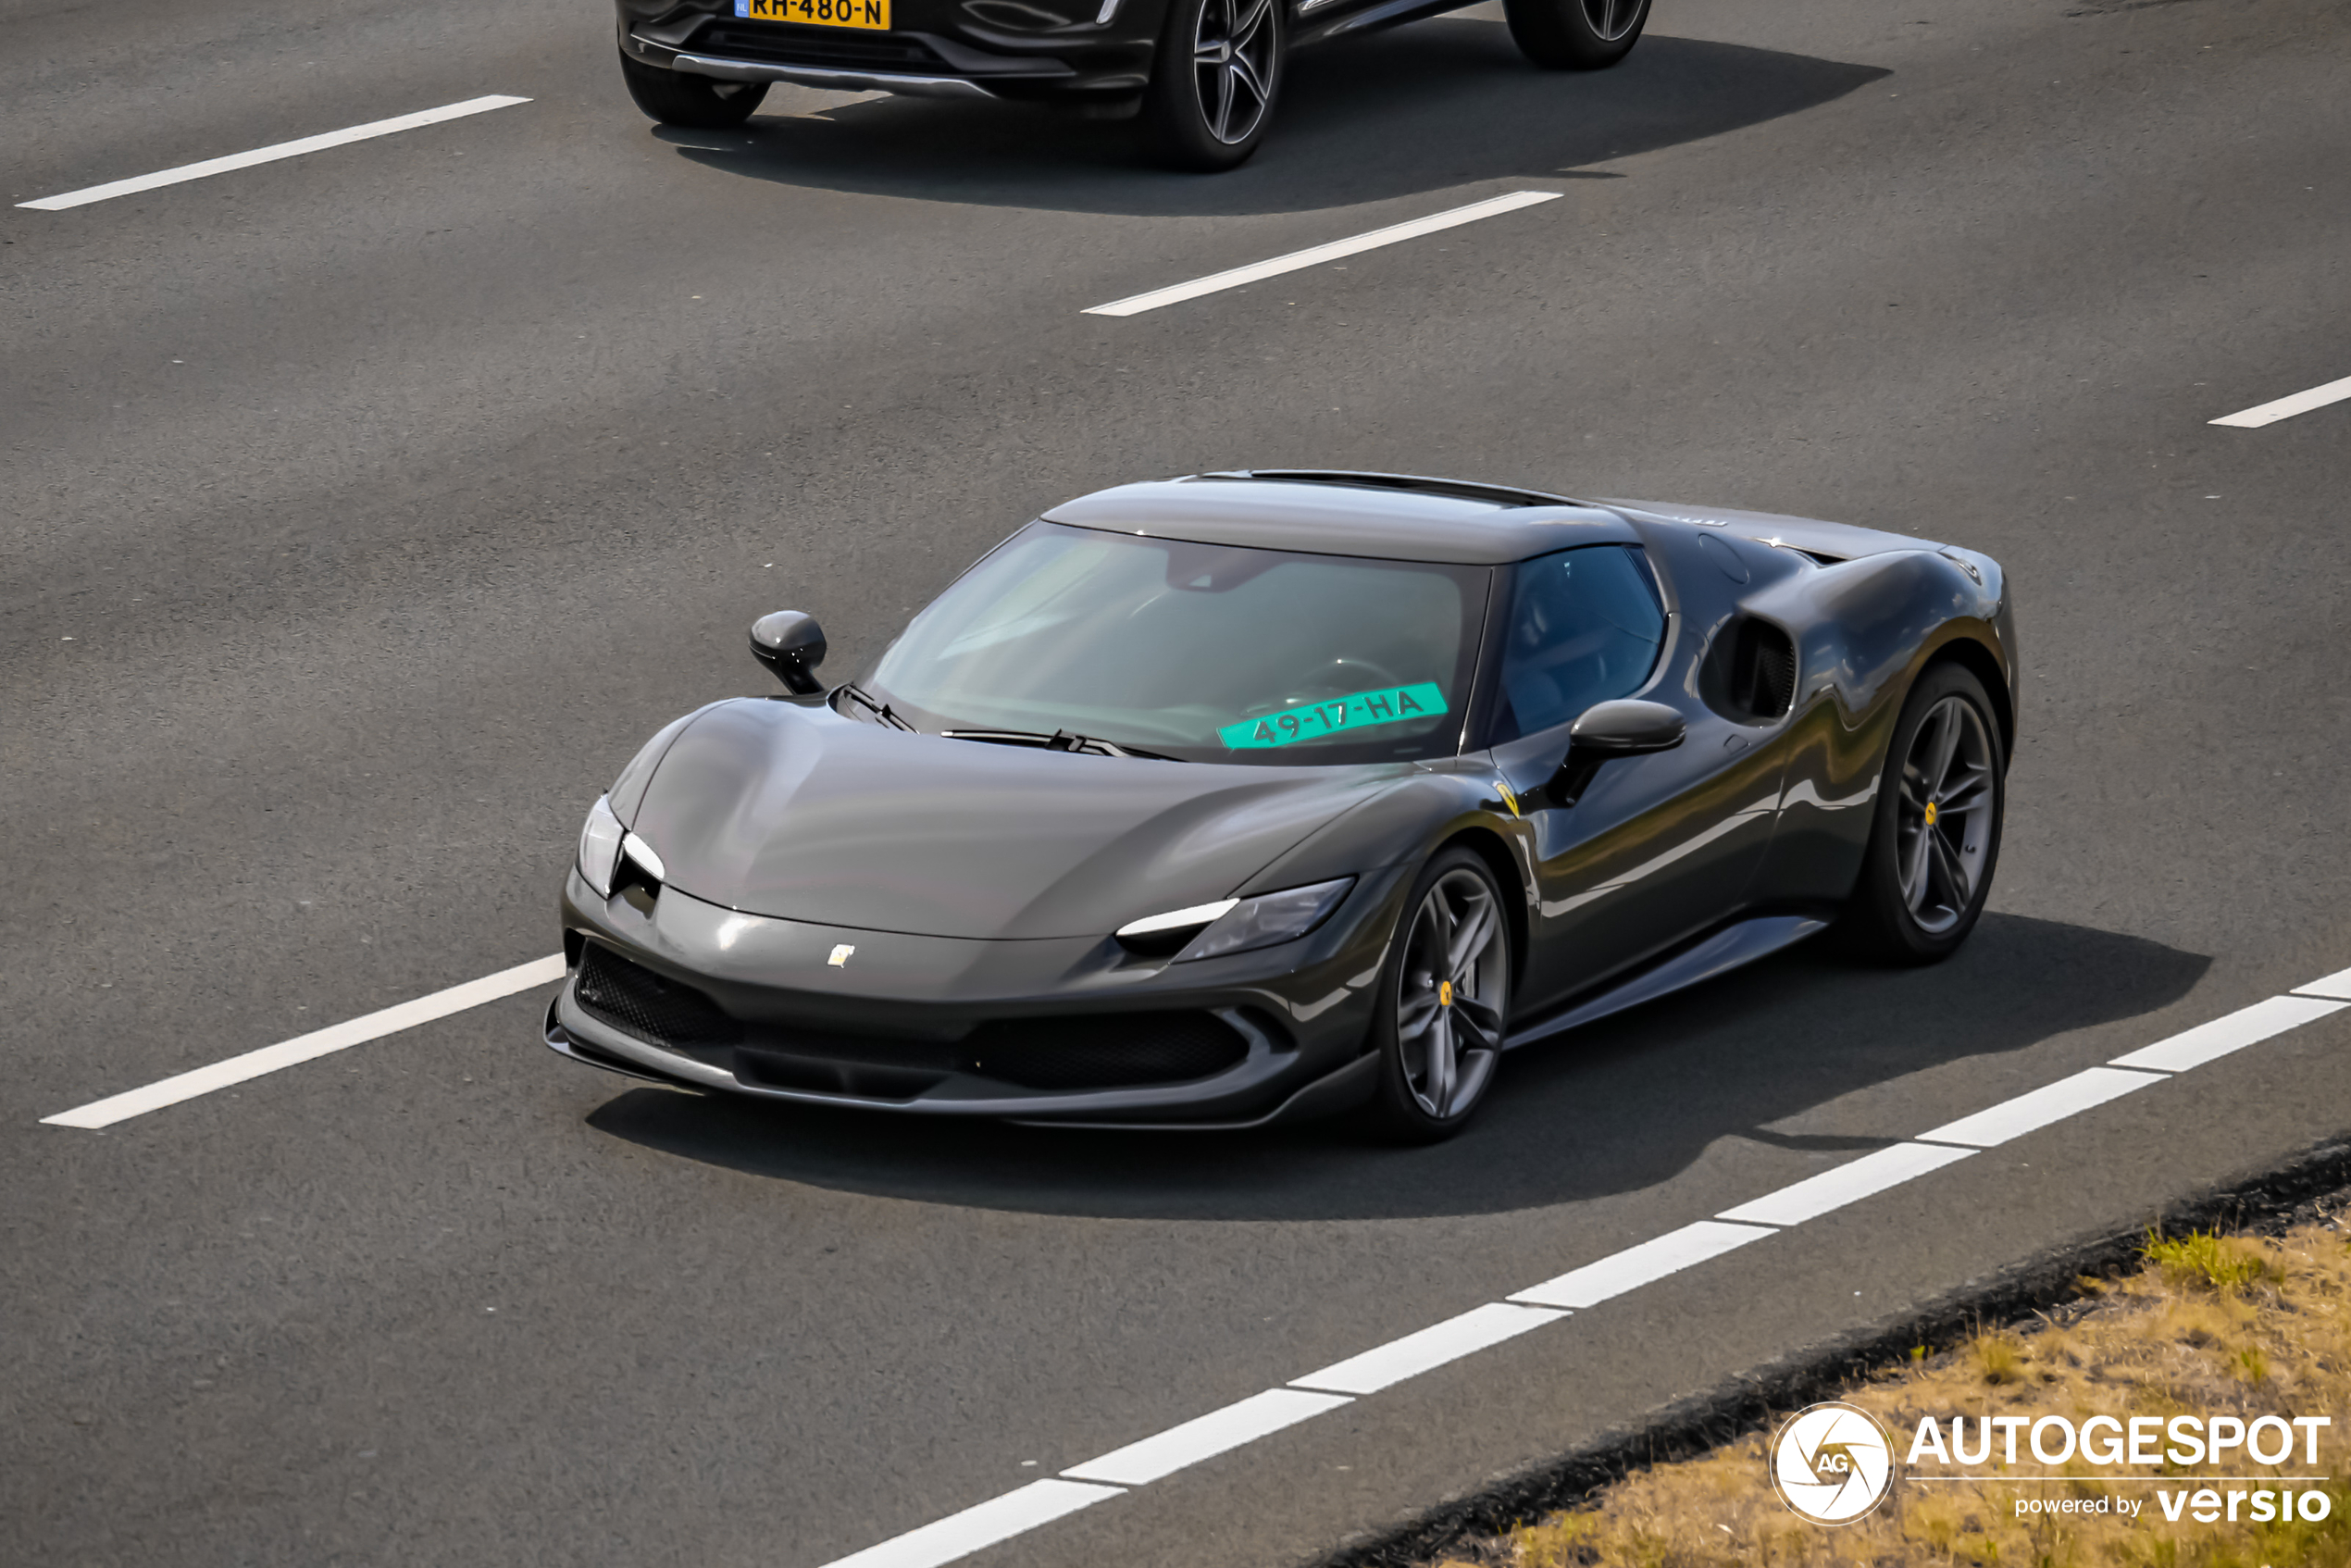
[626,699,1400,940]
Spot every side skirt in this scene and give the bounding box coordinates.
[1502,913,1830,1051]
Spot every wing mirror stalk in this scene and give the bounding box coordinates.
[1545,699,1686,806]
[750,611,827,695]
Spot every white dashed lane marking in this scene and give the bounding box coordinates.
[2297,964,2351,1001]
[1510,1219,1775,1310]
[815,1479,1122,1568]
[1912,1065,2165,1149]
[1716,1140,1975,1227]
[2108,992,2346,1071]
[1081,190,1561,317]
[810,977,2351,1568]
[1290,1302,1566,1397]
[41,953,565,1128]
[32,944,2351,1568]
[17,94,529,211]
[2209,372,2351,428]
[1060,1388,1353,1487]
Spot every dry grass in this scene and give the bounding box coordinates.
[1429,1218,2351,1568]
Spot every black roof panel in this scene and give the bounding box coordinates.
[1040,472,1639,564]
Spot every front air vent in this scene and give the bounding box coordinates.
[575,945,741,1050]
[959,1011,1250,1089]
[1729,619,1798,719]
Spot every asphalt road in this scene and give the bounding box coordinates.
[5,0,2349,1562]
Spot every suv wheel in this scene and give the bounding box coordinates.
[1503,0,1650,70]
[1139,0,1285,171]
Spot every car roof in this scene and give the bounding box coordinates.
[1039,471,1642,565]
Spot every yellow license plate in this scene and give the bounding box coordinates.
[735,0,889,28]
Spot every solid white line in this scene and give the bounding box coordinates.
[18,94,530,211]
[1290,1302,1566,1396]
[2109,994,2350,1073]
[813,1479,1123,1568]
[1081,190,1561,317]
[1913,1065,2165,1149]
[41,953,566,1129]
[1508,1220,1775,1311]
[2297,964,2351,1002]
[1716,1142,1977,1228]
[1061,1388,1351,1486]
[2210,374,2351,429]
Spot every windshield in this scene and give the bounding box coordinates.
[862,523,1488,764]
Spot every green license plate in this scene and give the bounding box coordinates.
[1218,683,1448,751]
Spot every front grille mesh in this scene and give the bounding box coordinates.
[959,1012,1249,1089]
[575,945,741,1050]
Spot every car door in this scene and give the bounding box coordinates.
[1481,542,1790,1015]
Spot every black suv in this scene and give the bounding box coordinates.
[615,0,1650,169]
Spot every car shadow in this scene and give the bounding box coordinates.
[652,25,1888,218]
[586,912,2211,1220]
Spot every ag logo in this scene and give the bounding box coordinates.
[1767,1401,1897,1525]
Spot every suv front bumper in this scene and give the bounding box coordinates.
[618,0,1157,104]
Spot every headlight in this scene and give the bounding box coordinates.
[578,795,625,898]
[1114,877,1355,962]
[1179,877,1353,961]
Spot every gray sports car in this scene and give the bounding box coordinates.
[546,471,2016,1139]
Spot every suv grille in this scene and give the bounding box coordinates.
[575,945,741,1049]
[686,19,951,71]
[959,1012,1250,1090]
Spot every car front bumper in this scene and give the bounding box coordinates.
[549,865,1408,1126]
[616,0,1159,104]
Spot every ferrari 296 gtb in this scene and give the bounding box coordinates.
[546,470,2016,1140]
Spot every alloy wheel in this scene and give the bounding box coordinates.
[1896,694,1996,934]
[1394,868,1509,1119]
[1579,0,1645,42]
[1190,0,1277,145]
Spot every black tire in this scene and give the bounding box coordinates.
[1363,848,1513,1143]
[1503,0,1650,70]
[619,48,770,130]
[1840,662,2007,964]
[1138,0,1285,171]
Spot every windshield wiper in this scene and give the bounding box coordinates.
[940,728,1180,762]
[836,682,915,730]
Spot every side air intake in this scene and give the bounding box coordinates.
[1726,619,1797,720]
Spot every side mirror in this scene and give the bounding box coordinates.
[1545,699,1686,806]
[750,611,827,695]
